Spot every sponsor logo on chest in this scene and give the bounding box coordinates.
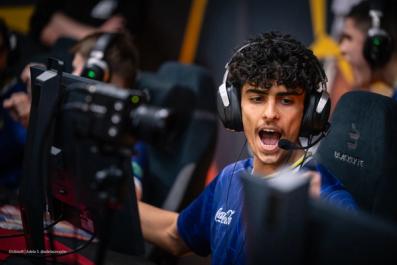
[215,207,235,225]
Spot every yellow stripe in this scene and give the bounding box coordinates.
[179,0,208,64]
[308,0,354,85]
[289,154,307,170]
[0,6,34,33]
[310,0,325,38]
[263,153,311,179]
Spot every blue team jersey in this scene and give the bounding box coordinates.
[177,157,357,265]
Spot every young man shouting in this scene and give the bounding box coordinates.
[138,31,356,265]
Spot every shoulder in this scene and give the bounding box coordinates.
[218,158,253,180]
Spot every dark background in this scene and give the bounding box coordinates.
[0,0,334,177]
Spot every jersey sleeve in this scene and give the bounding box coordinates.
[316,163,358,211]
[176,175,218,256]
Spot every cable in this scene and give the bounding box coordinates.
[232,137,314,265]
[46,217,57,265]
[44,213,64,231]
[0,210,96,259]
[0,213,64,239]
[223,139,249,265]
[0,231,24,239]
[225,140,247,206]
[299,136,313,170]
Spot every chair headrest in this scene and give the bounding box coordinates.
[134,62,218,206]
[315,91,397,220]
[157,61,217,112]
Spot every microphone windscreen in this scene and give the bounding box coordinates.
[278,139,293,150]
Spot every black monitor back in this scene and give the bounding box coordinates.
[305,200,397,265]
[21,65,144,256]
[242,171,397,265]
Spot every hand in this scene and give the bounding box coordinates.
[304,170,321,199]
[3,92,31,128]
[20,63,45,96]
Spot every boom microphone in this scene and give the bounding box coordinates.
[278,129,329,150]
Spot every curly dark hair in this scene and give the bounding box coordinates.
[227,31,327,96]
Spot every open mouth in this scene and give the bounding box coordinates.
[259,129,281,151]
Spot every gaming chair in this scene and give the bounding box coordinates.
[315,91,397,223]
[136,61,218,210]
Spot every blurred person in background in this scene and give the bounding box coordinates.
[3,31,146,199]
[339,0,397,100]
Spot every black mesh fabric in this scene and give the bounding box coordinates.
[135,61,218,208]
[315,91,397,223]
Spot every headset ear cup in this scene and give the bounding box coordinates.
[81,57,110,82]
[300,92,331,137]
[80,33,115,82]
[217,84,243,131]
[363,31,393,69]
[315,95,331,133]
[300,95,316,137]
[216,84,228,127]
[81,63,105,82]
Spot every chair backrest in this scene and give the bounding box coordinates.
[315,91,397,223]
[136,61,218,209]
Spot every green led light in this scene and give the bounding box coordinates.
[87,70,96,79]
[373,37,381,46]
[131,95,140,104]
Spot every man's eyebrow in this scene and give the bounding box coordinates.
[245,87,303,96]
[277,91,302,96]
[245,87,268,94]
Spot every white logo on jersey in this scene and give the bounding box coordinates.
[215,208,235,225]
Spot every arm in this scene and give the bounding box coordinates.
[2,63,45,128]
[29,0,61,43]
[40,12,97,46]
[40,12,126,46]
[140,175,218,257]
[3,92,31,128]
[306,170,321,198]
[138,201,190,256]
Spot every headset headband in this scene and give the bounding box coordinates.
[222,41,327,93]
[89,33,116,60]
[217,37,330,136]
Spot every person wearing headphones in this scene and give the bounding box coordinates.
[4,31,139,124]
[70,31,138,85]
[339,0,397,100]
[138,31,357,265]
[3,31,147,198]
